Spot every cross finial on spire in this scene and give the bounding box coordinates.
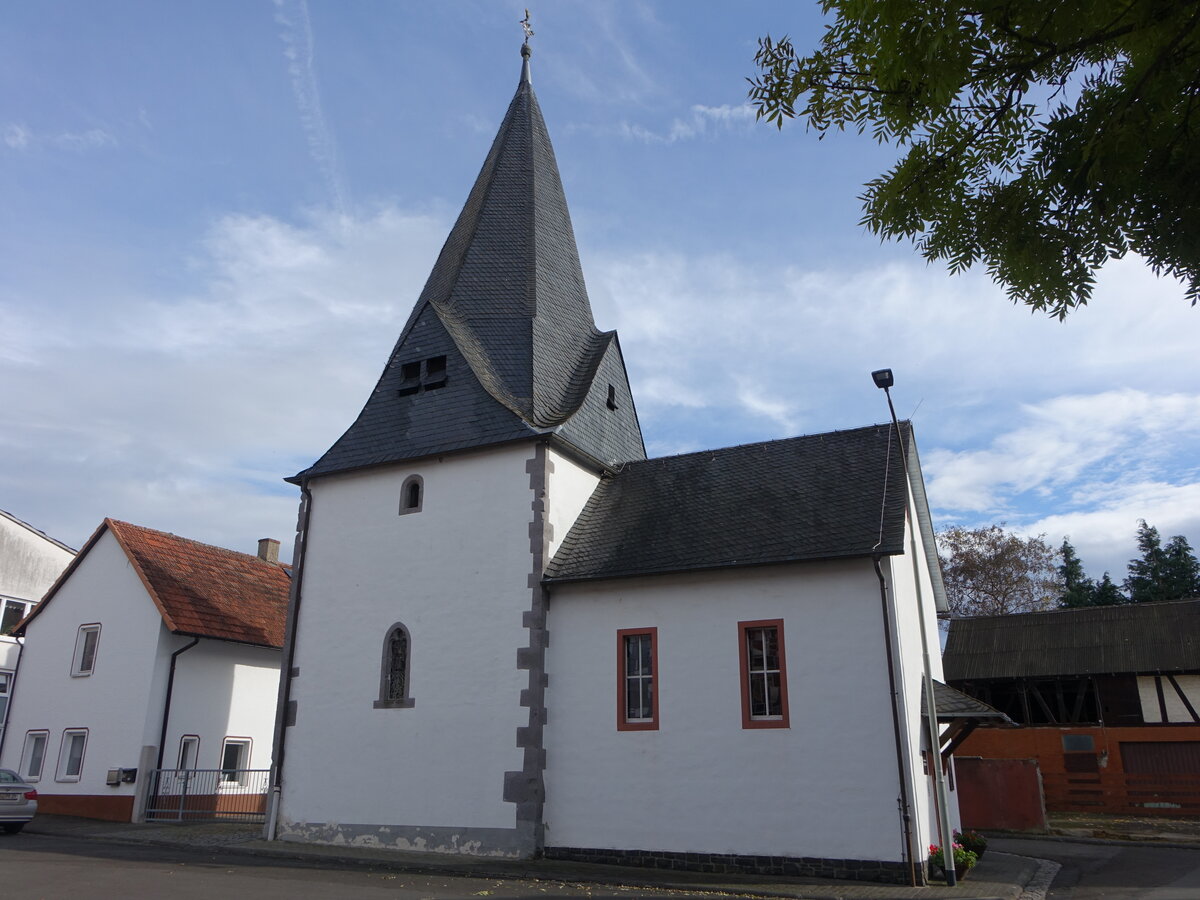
[519,9,533,82]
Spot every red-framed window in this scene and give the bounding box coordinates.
[738,619,789,729]
[617,627,658,731]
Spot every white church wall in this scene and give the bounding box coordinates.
[543,560,911,864]
[279,444,538,843]
[545,447,601,559]
[0,529,164,818]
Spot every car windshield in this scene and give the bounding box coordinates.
[0,769,22,784]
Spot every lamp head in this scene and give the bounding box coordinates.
[871,368,894,390]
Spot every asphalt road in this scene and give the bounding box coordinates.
[991,836,1200,900]
[0,834,728,900]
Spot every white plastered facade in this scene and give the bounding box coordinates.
[0,529,281,818]
[277,443,563,848]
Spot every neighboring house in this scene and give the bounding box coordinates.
[0,508,75,746]
[0,519,289,822]
[269,44,980,886]
[945,600,1200,817]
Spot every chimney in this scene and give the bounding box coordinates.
[257,538,280,564]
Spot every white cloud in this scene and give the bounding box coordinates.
[619,104,757,144]
[2,124,115,151]
[3,124,31,148]
[273,0,348,214]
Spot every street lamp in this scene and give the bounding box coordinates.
[873,368,957,887]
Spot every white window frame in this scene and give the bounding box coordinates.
[219,737,251,786]
[0,670,11,733]
[177,734,200,770]
[21,730,49,782]
[55,728,88,782]
[71,624,102,677]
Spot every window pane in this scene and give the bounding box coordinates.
[765,672,781,716]
[79,628,98,673]
[750,673,767,717]
[747,629,764,670]
[763,628,779,670]
[66,734,85,776]
[28,736,46,777]
[625,635,640,676]
[626,680,641,719]
[640,680,654,717]
[1,600,26,635]
[640,635,652,675]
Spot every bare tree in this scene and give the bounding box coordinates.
[937,525,1062,617]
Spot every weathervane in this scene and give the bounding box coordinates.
[520,9,534,44]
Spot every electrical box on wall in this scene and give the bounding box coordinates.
[120,768,137,783]
[106,768,120,786]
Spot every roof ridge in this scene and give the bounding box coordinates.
[0,507,77,553]
[105,518,283,568]
[623,421,903,468]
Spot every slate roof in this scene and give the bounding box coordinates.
[942,599,1200,681]
[297,50,644,480]
[544,423,913,582]
[923,679,1014,724]
[17,519,290,649]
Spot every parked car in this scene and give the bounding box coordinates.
[0,768,37,833]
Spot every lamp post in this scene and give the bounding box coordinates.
[872,368,957,886]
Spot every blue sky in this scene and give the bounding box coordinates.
[2,1,1197,582]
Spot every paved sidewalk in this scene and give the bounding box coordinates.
[20,815,1039,900]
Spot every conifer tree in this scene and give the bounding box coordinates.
[1057,538,1096,608]
[1091,573,1126,606]
[1162,535,1200,601]
[1126,521,1168,603]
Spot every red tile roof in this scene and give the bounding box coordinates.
[103,520,290,648]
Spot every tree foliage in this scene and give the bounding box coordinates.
[749,1,1200,317]
[1125,520,1200,602]
[938,524,1062,616]
[1057,538,1096,607]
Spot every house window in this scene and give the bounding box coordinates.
[71,624,101,676]
[606,384,619,411]
[56,729,88,781]
[178,735,200,770]
[399,475,423,515]
[617,628,658,730]
[739,619,790,729]
[219,738,251,784]
[20,731,48,781]
[1,598,33,635]
[374,623,415,709]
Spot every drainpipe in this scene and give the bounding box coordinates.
[156,637,200,770]
[873,555,917,887]
[266,481,313,840]
[0,638,24,761]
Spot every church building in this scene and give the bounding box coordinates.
[269,39,966,886]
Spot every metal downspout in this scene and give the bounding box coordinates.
[873,555,918,887]
[156,637,200,770]
[266,481,313,841]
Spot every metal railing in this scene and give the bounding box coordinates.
[145,768,270,823]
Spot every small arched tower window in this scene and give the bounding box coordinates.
[399,474,423,515]
[374,623,414,709]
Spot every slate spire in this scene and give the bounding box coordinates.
[296,42,645,481]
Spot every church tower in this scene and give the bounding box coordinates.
[271,37,644,857]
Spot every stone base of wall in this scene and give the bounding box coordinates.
[544,845,922,885]
[37,794,134,822]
